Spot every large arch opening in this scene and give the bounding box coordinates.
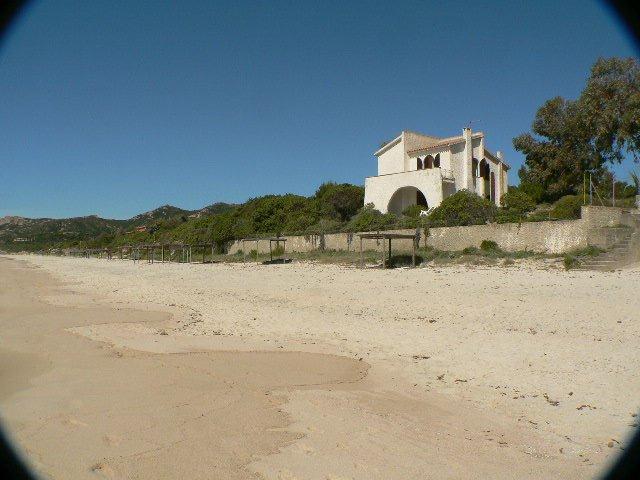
[387,186,429,215]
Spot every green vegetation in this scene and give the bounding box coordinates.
[0,183,366,253]
[427,190,496,227]
[562,245,605,270]
[549,195,583,220]
[480,240,499,252]
[514,57,640,202]
[497,188,536,223]
[631,170,639,195]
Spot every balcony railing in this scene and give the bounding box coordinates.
[440,168,454,180]
[366,167,456,180]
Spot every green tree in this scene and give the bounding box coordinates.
[313,182,364,221]
[501,189,535,214]
[514,97,603,201]
[579,57,640,164]
[514,57,640,202]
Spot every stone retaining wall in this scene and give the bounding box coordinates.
[226,206,639,256]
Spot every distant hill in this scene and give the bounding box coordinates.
[0,201,239,252]
[0,182,365,253]
[197,202,236,216]
[126,205,194,227]
[0,215,125,251]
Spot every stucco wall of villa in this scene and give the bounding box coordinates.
[364,169,448,213]
[377,139,404,175]
[226,206,637,256]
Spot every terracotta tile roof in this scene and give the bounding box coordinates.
[407,134,481,155]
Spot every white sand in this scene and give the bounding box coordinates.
[10,255,640,478]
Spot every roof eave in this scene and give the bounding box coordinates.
[374,133,402,157]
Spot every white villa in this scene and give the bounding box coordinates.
[364,128,510,215]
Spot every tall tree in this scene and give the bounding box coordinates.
[579,57,640,164]
[514,57,640,202]
[514,97,604,201]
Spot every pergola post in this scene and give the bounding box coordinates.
[269,240,273,262]
[412,238,416,267]
[256,240,259,264]
[202,245,205,264]
[381,236,385,269]
[388,238,392,267]
[359,236,363,268]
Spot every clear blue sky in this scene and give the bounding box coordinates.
[0,0,636,219]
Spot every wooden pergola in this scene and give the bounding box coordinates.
[66,242,217,264]
[240,237,287,264]
[357,232,418,268]
[119,243,215,264]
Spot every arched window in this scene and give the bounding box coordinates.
[417,158,423,170]
[425,155,434,169]
[490,172,496,202]
[479,159,490,180]
[472,158,479,177]
[433,154,440,168]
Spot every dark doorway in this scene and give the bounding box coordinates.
[424,155,434,169]
[490,172,496,202]
[416,190,428,208]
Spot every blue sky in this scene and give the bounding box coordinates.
[0,0,636,219]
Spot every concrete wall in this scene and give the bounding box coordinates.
[364,169,445,214]
[377,138,404,175]
[226,207,638,256]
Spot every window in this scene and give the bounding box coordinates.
[425,155,434,169]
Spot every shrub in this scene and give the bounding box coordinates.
[427,190,497,227]
[550,195,582,220]
[499,189,536,224]
[495,209,521,224]
[563,255,578,269]
[462,246,479,255]
[305,218,342,235]
[313,182,365,222]
[480,240,500,251]
[402,204,428,218]
[344,204,397,232]
[501,189,536,214]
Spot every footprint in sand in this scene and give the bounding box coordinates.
[293,442,314,454]
[102,434,121,446]
[90,462,116,478]
[62,417,88,427]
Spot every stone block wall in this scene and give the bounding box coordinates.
[226,207,638,256]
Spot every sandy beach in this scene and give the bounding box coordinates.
[1,255,639,479]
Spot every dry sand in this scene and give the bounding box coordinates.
[1,255,639,479]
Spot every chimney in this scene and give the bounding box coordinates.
[463,127,473,189]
